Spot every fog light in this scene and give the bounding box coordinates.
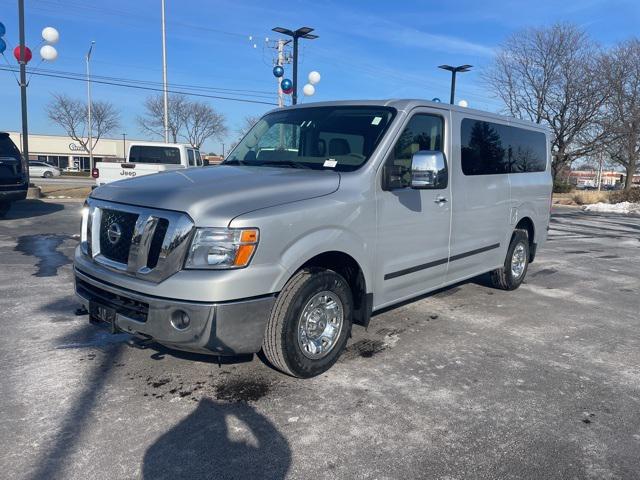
[170,310,191,330]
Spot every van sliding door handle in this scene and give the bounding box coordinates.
[434,196,448,204]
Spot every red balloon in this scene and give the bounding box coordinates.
[13,45,32,63]
[282,87,293,94]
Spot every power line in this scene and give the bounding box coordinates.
[0,65,278,106]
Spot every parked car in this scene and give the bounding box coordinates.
[74,100,552,377]
[29,161,61,178]
[92,142,203,187]
[0,132,28,217]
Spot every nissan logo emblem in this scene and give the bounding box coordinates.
[107,223,122,245]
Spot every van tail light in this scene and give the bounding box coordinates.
[91,167,99,178]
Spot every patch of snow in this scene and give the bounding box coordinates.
[583,201,640,214]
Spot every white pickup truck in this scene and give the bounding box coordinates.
[92,142,203,187]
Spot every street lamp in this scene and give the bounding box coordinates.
[438,64,472,105]
[86,41,95,173]
[271,26,318,105]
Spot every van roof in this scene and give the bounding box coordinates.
[269,99,549,133]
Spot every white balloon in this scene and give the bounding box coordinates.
[40,45,58,61]
[457,99,469,108]
[308,71,321,85]
[303,83,315,96]
[42,27,60,45]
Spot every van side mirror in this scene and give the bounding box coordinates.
[411,150,447,189]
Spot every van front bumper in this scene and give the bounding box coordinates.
[74,268,276,355]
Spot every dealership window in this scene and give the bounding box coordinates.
[38,155,70,170]
[72,156,102,171]
[461,119,547,175]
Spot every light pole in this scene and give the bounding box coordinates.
[161,0,169,142]
[122,133,127,161]
[438,64,472,105]
[271,26,318,105]
[86,41,95,172]
[17,0,29,169]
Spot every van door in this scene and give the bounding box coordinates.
[375,112,451,308]
[447,116,511,283]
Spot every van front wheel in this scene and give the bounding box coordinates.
[262,268,353,378]
[490,229,529,291]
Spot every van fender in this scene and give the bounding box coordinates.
[273,227,373,293]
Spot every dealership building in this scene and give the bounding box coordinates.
[6,132,164,171]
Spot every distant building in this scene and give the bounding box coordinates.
[7,132,165,171]
[203,154,224,165]
[566,169,640,188]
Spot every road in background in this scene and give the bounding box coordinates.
[1,200,639,479]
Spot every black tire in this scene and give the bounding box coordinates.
[0,202,9,218]
[262,267,353,378]
[490,229,529,290]
[43,171,53,178]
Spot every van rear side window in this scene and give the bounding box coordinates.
[129,146,181,165]
[461,119,546,175]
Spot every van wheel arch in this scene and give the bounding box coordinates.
[515,217,536,263]
[290,251,371,328]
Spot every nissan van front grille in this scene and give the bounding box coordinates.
[84,198,195,283]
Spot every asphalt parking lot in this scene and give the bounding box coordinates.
[1,199,639,480]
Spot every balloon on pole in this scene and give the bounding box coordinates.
[457,99,469,108]
[13,45,32,63]
[308,71,321,85]
[40,44,58,61]
[272,65,284,78]
[281,78,293,94]
[0,22,6,37]
[302,83,315,96]
[41,27,60,45]
[0,38,6,55]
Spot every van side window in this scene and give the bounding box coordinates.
[461,119,546,175]
[187,149,195,166]
[383,114,444,190]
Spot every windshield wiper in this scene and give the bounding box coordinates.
[260,160,312,170]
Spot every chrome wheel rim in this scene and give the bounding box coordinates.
[511,243,527,278]
[297,291,344,360]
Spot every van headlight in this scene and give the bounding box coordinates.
[184,227,259,269]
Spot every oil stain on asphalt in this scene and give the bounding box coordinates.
[15,234,71,277]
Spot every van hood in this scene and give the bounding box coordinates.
[90,165,340,225]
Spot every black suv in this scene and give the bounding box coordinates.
[0,132,28,217]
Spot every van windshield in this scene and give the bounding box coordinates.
[225,106,396,172]
[129,146,181,165]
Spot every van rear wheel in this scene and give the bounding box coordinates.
[262,268,353,378]
[490,229,529,291]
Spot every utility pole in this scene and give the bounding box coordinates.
[86,41,95,172]
[17,0,29,173]
[161,0,169,142]
[122,133,127,161]
[277,39,286,108]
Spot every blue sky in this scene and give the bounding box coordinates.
[0,0,639,154]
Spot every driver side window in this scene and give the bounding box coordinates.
[383,114,443,190]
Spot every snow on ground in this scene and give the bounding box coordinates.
[583,201,640,214]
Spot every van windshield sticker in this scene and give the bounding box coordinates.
[323,159,338,168]
[371,116,382,125]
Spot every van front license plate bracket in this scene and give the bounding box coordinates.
[89,302,118,334]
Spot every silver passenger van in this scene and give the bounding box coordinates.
[74,100,552,377]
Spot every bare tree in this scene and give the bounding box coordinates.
[181,101,228,149]
[600,39,640,190]
[137,94,188,143]
[486,23,609,179]
[46,93,120,154]
[228,116,260,152]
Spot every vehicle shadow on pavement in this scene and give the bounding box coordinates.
[141,398,291,480]
[1,199,65,220]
